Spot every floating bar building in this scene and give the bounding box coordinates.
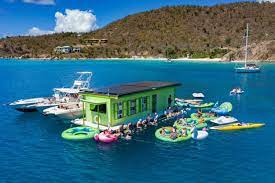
[76,81,181,130]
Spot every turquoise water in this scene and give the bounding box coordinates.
[1,59,275,182]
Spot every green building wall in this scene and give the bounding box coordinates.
[81,86,176,127]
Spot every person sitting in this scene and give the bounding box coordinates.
[163,127,171,135]
[170,131,177,140]
[171,127,176,133]
[179,118,186,125]
[161,128,166,136]
[197,109,203,117]
[103,130,110,135]
[181,128,187,136]
[198,118,204,124]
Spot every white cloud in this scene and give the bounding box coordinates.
[257,0,275,2]
[54,9,97,33]
[27,27,54,36]
[27,9,97,36]
[23,0,55,5]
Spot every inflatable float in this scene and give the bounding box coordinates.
[174,119,207,130]
[94,132,118,143]
[190,113,217,122]
[189,102,214,109]
[210,123,265,131]
[155,127,191,142]
[210,116,238,125]
[191,130,208,140]
[61,127,99,141]
[211,102,233,115]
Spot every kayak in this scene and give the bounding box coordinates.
[210,123,265,131]
[211,102,233,115]
[190,102,214,108]
[61,127,99,140]
[210,116,238,125]
[190,113,217,122]
[175,98,202,106]
[155,127,191,142]
[94,132,118,143]
[174,119,207,130]
[192,130,209,140]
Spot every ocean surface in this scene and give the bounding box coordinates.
[0,59,275,182]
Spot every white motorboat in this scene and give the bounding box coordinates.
[175,98,203,103]
[43,102,83,120]
[210,116,238,125]
[192,93,205,98]
[10,72,92,112]
[230,88,244,95]
[10,97,47,106]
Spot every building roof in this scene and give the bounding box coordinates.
[82,81,181,97]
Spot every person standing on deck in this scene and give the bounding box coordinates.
[168,95,172,107]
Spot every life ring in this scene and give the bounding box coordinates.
[155,127,191,142]
[94,132,118,143]
[94,115,100,124]
[61,127,99,141]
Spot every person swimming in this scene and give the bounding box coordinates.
[146,114,152,122]
[154,112,159,121]
[136,119,142,128]
[142,120,148,128]
[125,133,132,140]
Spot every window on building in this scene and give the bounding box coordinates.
[130,99,136,115]
[90,104,106,114]
[117,102,123,119]
[98,104,106,113]
[141,96,148,112]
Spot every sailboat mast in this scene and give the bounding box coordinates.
[244,23,249,67]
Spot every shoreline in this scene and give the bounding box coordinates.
[0,56,274,63]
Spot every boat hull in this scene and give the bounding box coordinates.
[235,68,260,73]
[55,109,82,120]
[44,106,82,120]
[210,123,265,131]
[15,106,38,112]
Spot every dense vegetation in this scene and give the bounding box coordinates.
[0,2,274,59]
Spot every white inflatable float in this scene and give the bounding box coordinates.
[192,130,208,140]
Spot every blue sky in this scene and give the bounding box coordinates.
[0,0,260,37]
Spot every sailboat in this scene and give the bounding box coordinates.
[235,24,260,73]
